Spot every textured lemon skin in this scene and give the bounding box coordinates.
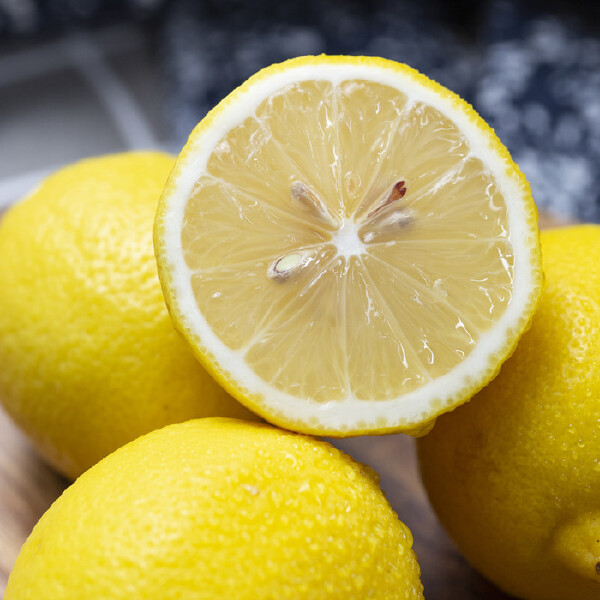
[418,226,600,600]
[154,54,542,438]
[0,153,257,479]
[5,418,424,600]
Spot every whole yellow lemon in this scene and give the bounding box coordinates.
[0,153,256,479]
[418,225,600,600]
[5,418,424,599]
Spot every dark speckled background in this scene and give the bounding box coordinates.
[0,0,599,220]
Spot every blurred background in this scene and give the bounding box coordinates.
[0,0,599,221]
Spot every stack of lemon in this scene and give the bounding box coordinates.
[0,56,597,600]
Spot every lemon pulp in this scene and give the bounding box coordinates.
[182,80,512,404]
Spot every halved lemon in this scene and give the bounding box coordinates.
[154,55,542,436]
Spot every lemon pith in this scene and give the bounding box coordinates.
[5,418,424,599]
[155,55,542,436]
[418,226,600,600]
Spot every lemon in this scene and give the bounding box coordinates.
[0,153,257,479]
[154,55,542,437]
[5,418,424,599]
[417,225,600,600]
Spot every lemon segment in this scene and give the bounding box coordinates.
[155,55,542,435]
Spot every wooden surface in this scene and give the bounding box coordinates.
[0,211,568,597]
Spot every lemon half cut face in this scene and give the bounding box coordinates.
[155,55,542,436]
